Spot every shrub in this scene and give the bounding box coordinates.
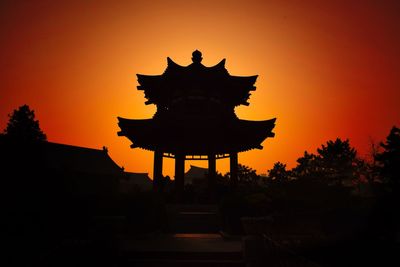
[219,191,272,234]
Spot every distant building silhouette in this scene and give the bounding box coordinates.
[41,142,124,196]
[185,165,208,185]
[42,142,123,176]
[120,172,152,192]
[41,142,157,195]
[118,50,276,201]
[0,136,125,196]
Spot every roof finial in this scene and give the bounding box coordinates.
[192,50,202,64]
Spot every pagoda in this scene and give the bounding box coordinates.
[117,50,276,199]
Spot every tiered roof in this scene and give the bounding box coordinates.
[118,51,276,155]
[118,117,275,154]
[137,50,257,108]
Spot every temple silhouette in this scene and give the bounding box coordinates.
[117,50,276,200]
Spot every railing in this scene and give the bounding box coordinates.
[243,234,321,267]
[163,153,230,160]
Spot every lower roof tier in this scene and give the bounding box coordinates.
[117,117,276,155]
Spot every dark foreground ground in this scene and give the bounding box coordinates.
[5,206,400,267]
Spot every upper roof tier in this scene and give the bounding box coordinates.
[137,50,258,108]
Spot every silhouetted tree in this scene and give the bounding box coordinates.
[292,151,318,180]
[292,138,358,186]
[237,164,260,184]
[267,161,290,182]
[357,139,383,184]
[2,104,47,142]
[372,126,400,242]
[292,151,323,182]
[375,126,400,188]
[317,138,357,185]
[225,164,260,185]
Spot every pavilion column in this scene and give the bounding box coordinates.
[153,150,163,192]
[208,154,216,201]
[230,152,238,187]
[175,153,185,202]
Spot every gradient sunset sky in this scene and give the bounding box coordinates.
[1,0,399,177]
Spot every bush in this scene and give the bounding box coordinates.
[219,191,272,235]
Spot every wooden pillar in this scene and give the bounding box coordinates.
[208,154,216,201]
[153,150,163,192]
[175,153,185,202]
[230,152,238,187]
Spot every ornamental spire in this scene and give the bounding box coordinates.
[191,50,202,64]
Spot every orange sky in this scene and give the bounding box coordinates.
[1,0,399,177]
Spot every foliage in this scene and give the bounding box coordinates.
[375,126,400,187]
[2,104,47,142]
[219,191,272,234]
[225,163,260,185]
[317,138,357,185]
[218,178,269,232]
[291,138,358,185]
[292,151,322,181]
[243,192,272,215]
[267,161,290,183]
[238,164,260,184]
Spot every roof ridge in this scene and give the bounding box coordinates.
[46,141,105,152]
[126,172,149,175]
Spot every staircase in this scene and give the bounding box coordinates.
[166,204,220,233]
[119,242,243,267]
[119,204,244,266]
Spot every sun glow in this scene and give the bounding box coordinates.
[1,1,399,178]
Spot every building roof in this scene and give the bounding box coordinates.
[42,142,124,175]
[121,172,152,191]
[184,165,208,185]
[126,172,152,184]
[118,50,276,155]
[118,117,275,155]
[185,165,208,179]
[137,50,257,107]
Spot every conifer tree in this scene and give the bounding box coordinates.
[3,104,47,142]
[375,126,400,187]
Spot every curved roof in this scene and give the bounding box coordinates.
[137,51,258,107]
[117,117,276,155]
[42,142,123,175]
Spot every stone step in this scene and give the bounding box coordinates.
[167,204,219,213]
[169,223,220,233]
[121,251,242,261]
[120,251,243,267]
[121,259,244,267]
[166,205,221,233]
[119,234,243,266]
